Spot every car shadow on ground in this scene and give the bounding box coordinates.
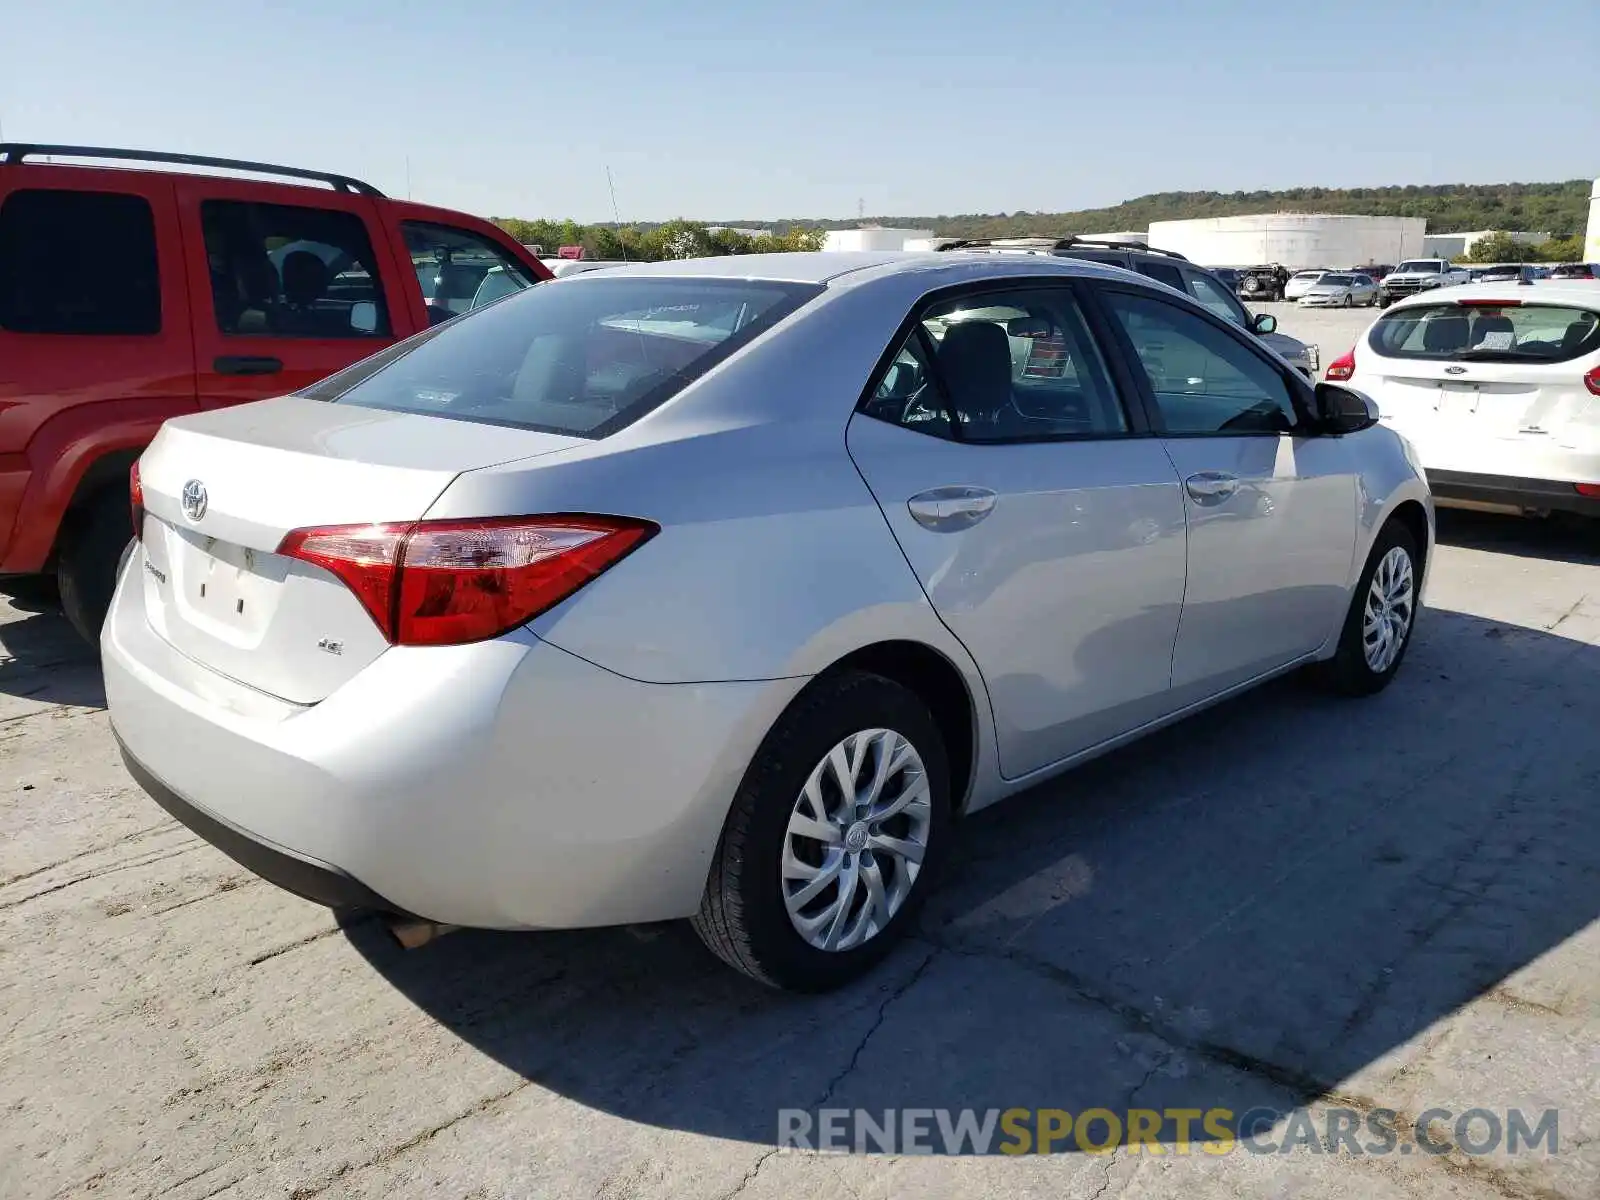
[0,593,105,709]
[346,596,1600,1153]
[1435,508,1600,567]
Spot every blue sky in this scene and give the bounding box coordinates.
[5,0,1597,222]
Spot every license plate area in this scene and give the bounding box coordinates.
[169,525,288,643]
[1436,381,1481,417]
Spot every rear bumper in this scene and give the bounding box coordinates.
[1427,470,1600,517]
[104,542,807,929]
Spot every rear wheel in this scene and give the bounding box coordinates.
[693,671,950,991]
[1316,521,1420,696]
[56,489,132,647]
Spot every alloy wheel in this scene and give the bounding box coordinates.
[1362,545,1415,673]
[782,728,932,952]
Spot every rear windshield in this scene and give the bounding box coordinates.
[310,277,821,437]
[1368,303,1600,363]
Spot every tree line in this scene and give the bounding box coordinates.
[492,218,825,261]
[1459,231,1585,264]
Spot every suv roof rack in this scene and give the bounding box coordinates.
[0,143,384,197]
[931,235,1188,262]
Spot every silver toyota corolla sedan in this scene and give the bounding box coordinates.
[105,251,1434,991]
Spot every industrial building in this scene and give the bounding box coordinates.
[1147,214,1426,269]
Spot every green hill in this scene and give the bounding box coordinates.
[736,180,1593,240]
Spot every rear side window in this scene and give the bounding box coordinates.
[201,200,391,339]
[1135,261,1185,290]
[313,277,819,437]
[0,189,160,334]
[1369,304,1600,363]
[862,287,1129,442]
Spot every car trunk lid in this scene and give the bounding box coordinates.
[136,395,585,703]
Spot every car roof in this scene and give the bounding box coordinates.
[1387,282,1600,311]
[558,250,1131,288]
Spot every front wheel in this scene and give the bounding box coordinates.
[1315,521,1420,696]
[693,671,951,991]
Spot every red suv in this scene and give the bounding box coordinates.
[0,144,553,641]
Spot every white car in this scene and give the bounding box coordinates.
[1284,271,1327,302]
[1328,283,1600,518]
[1300,273,1380,308]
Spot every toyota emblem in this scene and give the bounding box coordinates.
[181,479,209,523]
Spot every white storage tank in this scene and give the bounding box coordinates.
[1147,214,1427,269]
[823,228,935,253]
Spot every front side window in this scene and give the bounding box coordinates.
[1368,303,1600,362]
[314,277,818,438]
[403,222,536,325]
[1185,270,1247,326]
[202,200,391,339]
[864,287,1129,442]
[0,189,160,335]
[1105,291,1300,435]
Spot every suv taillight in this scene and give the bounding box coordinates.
[1585,365,1600,397]
[277,515,657,646]
[1325,349,1356,381]
[130,461,145,540]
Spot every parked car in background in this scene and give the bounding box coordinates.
[1236,264,1290,302]
[1285,270,1329,302]
[1208,267,1241,292]
[106,250,1432,992]
[1473,264,1536,285]
[0,143,552,641]
[1349,264,1392,282]
[1547,263,1598,282]
[1378,259,1471,306]
[1300,273,1380,307]
[1326,283,1600,519]
[934,238,1318,376]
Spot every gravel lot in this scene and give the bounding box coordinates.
[3,302,1597,1199]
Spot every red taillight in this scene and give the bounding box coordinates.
[1585,366,1600,397]
[1325,348,1355,381]
[278,515,657,646]
[1577,483,1600,498]
[130,461,145,540]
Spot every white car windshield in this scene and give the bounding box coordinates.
[1394,262,1443,274]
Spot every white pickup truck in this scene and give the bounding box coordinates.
[1378,259,1471,307]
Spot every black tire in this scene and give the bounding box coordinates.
[56,488,133,647]
[1315,521,1420,697]
[693,671,951,991]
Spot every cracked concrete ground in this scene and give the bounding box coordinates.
[2,500,1597,1200]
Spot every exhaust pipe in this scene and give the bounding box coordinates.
[386,916,459,950]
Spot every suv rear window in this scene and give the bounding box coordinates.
[0,189,161,335]
[1368,303,1600,363]
[314,277,820,437]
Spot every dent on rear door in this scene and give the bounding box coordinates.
[846,416,1189,778]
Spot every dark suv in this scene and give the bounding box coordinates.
[933,238,1318,377]
[0,144,552,641]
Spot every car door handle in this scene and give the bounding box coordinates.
[1184,471,1239,504]
[907,486,997,531]
[213,355,283,376]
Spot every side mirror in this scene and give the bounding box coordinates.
[1315,382,1380,435]
[1251,312,1278,335]
[350,301,378,334]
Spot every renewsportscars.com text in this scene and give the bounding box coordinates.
[777,1106,1560,1156]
